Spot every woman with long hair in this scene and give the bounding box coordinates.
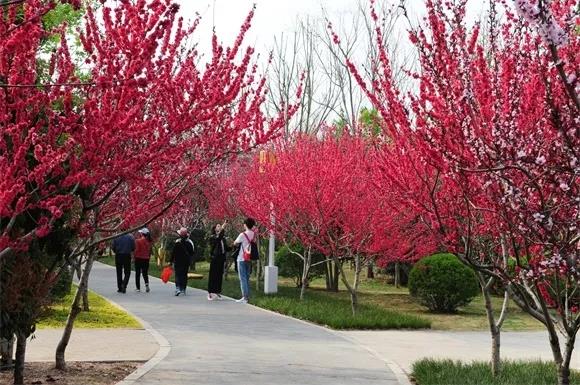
[207,220,228,300]
[233,218,256,303]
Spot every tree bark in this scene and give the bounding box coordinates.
[55,252,95,370]
[491,328,500,376]
[332,261,340,291]
[557,331,577,385]
[13,333,26,385]
[0,336,14,369]
[223,259,232,281]
[394,262,400,288]
[480,276,501,375]
[325,259,339,292]
[81,284,89,312]
[324,259,331,290]
[367,261,374,279]
[255,258,261,292]
[543,309,564,367]
[337,255,361,315]
[300,250,312,301]
[477,271,508,377]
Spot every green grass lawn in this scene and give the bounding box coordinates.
[98,255,542,331]
[305,269,542,331]
[38,286,141,329]
[412,359,580,385]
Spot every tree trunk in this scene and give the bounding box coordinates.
[490,325,501,376]
[300,274,309,301]
[352,255,362,315]
[13,333,26,385]
[255,258,261,291]
[300,250,312,301]
[223,259,232,281]
[325,259,340,292]
[558,364,571,385]
[349,289,358,316]
[337,255,360,315]
[544,311,564,367]
[55,252,95,370]
[557,331,577,385]
[0,336,14,369]
[81,284,89,312]
[367,261,374,279]
[477,272,506,377]
[332,261,340,291]
[394,262,400,288]
[75,257,82,279]
[481,281,500,375]
[324,259,331,290]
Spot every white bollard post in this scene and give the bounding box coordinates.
[264,203,278,294]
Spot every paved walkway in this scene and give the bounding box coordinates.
[339,330,580,373]
[27,329,157,362]
[87,262,402,385]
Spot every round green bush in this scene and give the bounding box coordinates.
[408,253,479,313]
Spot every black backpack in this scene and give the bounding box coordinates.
[243,233,260,261]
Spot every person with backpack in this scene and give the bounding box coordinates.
[134,227,153,293]
[233,218,257,303]
[112,231,135,293]
[169,227,194,296]
[207,220,229,301]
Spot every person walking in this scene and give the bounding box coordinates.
[169,227,194,296]
[233,218,256,304]
[134,228,153,293]
[207,221,229,300]
[112,231,135,293]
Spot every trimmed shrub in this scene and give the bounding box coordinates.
[408,253,479,313]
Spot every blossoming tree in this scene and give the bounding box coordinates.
[347,0,579,383]
[1,0,288,380]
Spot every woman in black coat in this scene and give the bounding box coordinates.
[169,227,194,296]
[207,221,228,300]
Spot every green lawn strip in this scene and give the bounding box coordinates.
[99,256,429,329]
[253,292,430,329]
[411,359,580,385]
[309,266,543,331]
[38,286,141,329]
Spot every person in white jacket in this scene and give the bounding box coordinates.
[232,218,256,303]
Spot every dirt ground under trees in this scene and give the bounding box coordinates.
[0,361,142,385]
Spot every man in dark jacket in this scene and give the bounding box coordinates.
[169,227,194,296]
[112,232,135,293]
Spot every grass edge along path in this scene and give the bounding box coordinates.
[411,359,580,385]
[253,292,430,330]
[38,285,142,329]
[98,256,430,330]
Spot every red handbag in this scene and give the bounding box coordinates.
[161,266,173,283]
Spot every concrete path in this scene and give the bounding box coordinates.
[340,330,580,373]
[27,329,158,362]
[87,262,402,385]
